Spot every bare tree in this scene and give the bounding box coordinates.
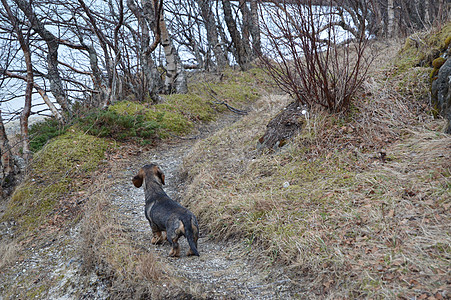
[249,0,261,56]
[140,0,187,94]
[387,0,395,37]
[13,0,71,115]
[159,7,188,94]
[2,0,32,160]
[372,0,449,37]
[77,0,118,107]
[196,0,228,70]
[222,0,252,70]
[127,0,163,101]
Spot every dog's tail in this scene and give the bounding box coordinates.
[183,216,200,256]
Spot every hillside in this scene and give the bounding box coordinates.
[0,29,450,299]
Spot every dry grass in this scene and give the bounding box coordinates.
[0,240,19,269]
[80,173,178,299]
[180,42,450,298]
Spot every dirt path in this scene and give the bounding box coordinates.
[108,113,297,299]
[0,109,298,299]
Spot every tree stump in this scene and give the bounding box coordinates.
[257,101,305,152]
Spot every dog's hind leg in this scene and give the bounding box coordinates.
[167,221,184,257]
[167,232,181,257]
[151,230,165,244]
[168,238,181,257]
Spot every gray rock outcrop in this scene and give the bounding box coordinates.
[431,51,451,134]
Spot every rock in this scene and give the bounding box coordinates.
[431,53,451,134]
[13,155,26,173]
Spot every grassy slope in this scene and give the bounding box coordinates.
[181,38,450,297]
[0,130,113,298]
[109,68,262,139]
[0,68,266,298]
[1,25,449,298]
[2,130,112,235]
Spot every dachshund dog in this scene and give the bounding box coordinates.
[133,164,199,257]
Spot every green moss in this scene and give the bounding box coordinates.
[395,22,451,74]
[2,130,111,234]
[29,118,67,152]
[75,109,159,143]
[432,57,446,69]
[156,94,215,122]
[430,68,440,82]
[109,69,263,137]
[32,130,111,174]
[108,100,147,116]
[445,36,451,49]
[189,69,260,109]
[109,101,193,137]
[146,109,193,135]
[434,26,451,50]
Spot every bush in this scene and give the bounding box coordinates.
[76,109,160,142]
[259,0,373,112]
[28,109,160,150]
[29,118,67,152]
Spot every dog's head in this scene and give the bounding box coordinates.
[132,164,165,188]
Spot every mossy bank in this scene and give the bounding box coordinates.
[2,130,112,236]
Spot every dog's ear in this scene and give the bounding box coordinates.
[157,167,165,185]
[132,169,144,188]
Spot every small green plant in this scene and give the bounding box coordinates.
[76,109,160,142]
[28,109,160,148]
[29,118,68,152]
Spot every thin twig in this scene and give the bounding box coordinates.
[167,132,199,140]
[204,83,248,115]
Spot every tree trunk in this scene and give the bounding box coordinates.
[159,11,187,94]
[387,0,395,37]
[0,1,18,194]
[18,20,32,162]
[222,0,251,70]
[239,0,253,58]
[249,0,261,56]
[424,0,430,25]
[14,0,71,116]
[197,0,228,70]
[108,0,124,107]
[2,0,32,160]
[0,111,16,198]
[78,36,108,107]
[78,0,114,108]
[367,0,383,37]
[141,0,186,95]
[127,0,163,101]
